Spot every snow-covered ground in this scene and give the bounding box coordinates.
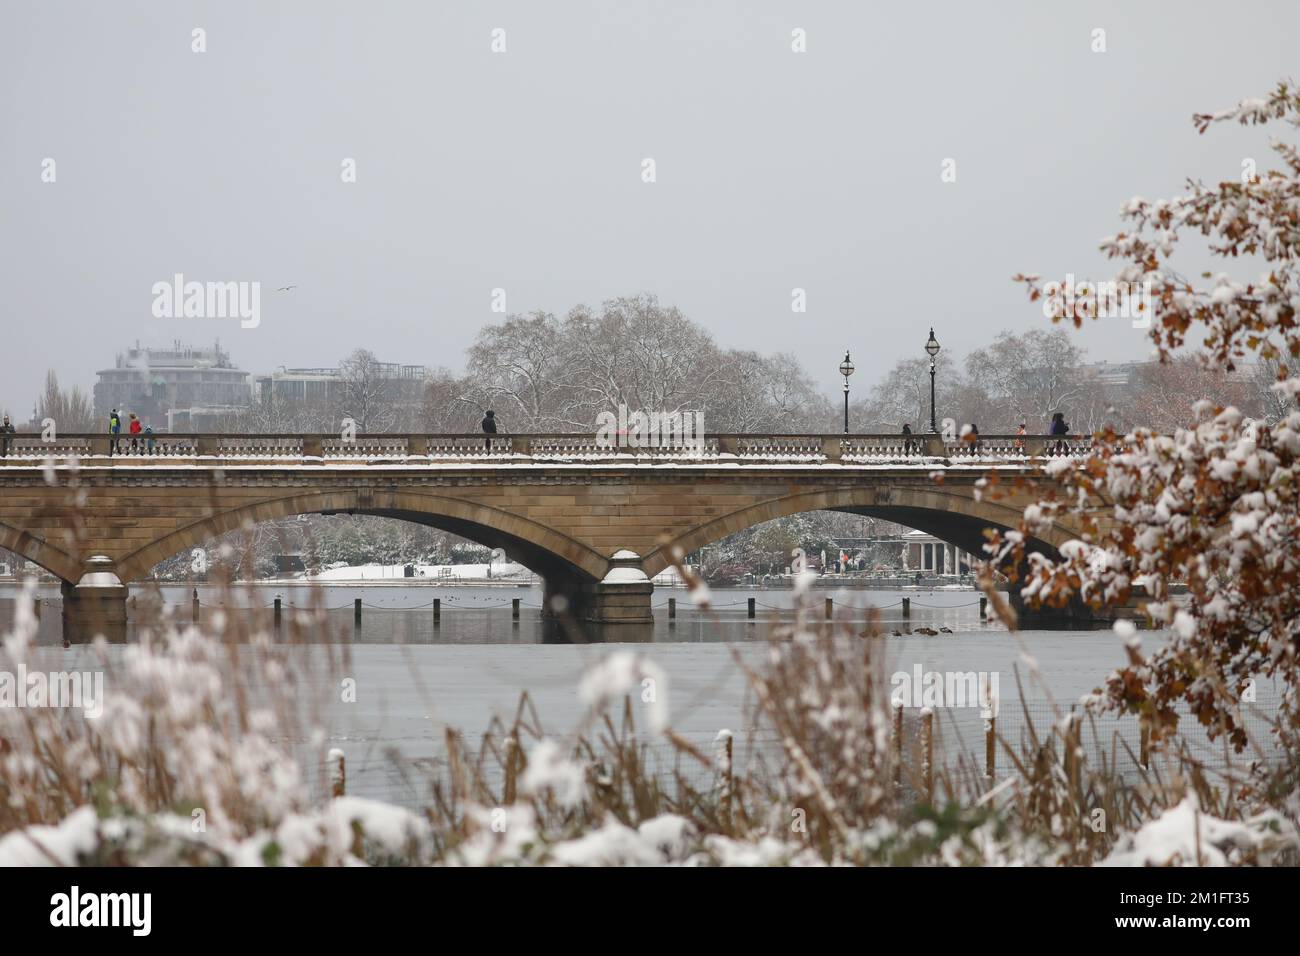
[310,561,532,583]
[301,561,688,587]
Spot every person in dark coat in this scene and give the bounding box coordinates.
[481,410,498,450]
[0,415,14,458]
[901,423,915,456]
[1050,412,1069,455]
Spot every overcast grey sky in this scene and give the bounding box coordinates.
[2,0,1296,417]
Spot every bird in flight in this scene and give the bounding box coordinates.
[277,285,298,292]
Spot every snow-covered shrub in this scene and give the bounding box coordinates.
[999,80,1300,751]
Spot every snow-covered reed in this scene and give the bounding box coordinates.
[1,533,1296,866]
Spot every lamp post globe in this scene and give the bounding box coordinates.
[839,351,855,434]
[925,329,940,433]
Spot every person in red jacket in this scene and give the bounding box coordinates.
[128,412,143,453]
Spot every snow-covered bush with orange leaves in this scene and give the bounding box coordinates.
[997,81,1300,749]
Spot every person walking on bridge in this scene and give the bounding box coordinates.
[481,409,498,451]
[108,408,121,456]
[128,412,142,453]
[0,415,14,458]
[1049,412,1069,456]
[901,422,915,456]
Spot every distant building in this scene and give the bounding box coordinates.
[901,529,974,577]
[1077,360,1151,391]
[253,362,428,406]
[94,341,251,432]
[1078,359,1258,406]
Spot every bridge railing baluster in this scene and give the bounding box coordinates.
[3,432,1097,465]
[3,437,95,458]
[323,437,407,459]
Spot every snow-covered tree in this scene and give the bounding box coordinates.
[338,348,399,433]
[857,353,964,432]
[1000,80,1300,748]
[965,328,1086,430]
[35,370,95,432]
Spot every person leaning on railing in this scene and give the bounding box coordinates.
[901,423,916,455]
[481,410,499,451]
[128,412,142,453]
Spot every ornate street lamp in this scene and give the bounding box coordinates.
[925,328,940,433]
[839,351,855,433]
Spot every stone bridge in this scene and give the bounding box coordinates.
[0,432,1097,638]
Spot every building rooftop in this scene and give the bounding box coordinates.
[102,339,241,373]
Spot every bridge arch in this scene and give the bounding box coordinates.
[641,485,1073,578]
[0,519,83,583]
[114,490,611,586]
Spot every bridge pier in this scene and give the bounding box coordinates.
[541,550,654,642]
[61,556,129,643]
[587,551,654,627]
[1007,583,1150,630]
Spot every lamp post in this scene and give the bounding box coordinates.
[925,328,940,433]
[839,351,855,433]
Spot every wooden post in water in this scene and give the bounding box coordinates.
[512,597,520,620]
[921,708,934,801]
[980,596,987,619]
[328,749,346,798]
[353,598,362,629]
[668,597,676,619]
[747,597,756,619]
[892,700,904,786]
[503,733,519,805]
[273,597,282,630]
[433,597,441,626]
[192,588,200,624]
[902,597,910,619]
[717,731,734,828]
[985,715,996,779]
[1064,710,1081,792]
[825,597,833,620]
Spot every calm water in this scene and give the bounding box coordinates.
[6,582,1276,807]
[2,582,1001,645]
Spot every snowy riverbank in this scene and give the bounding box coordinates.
[289,562,689,587]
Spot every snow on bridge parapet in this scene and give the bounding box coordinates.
[0,432,1093,467]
